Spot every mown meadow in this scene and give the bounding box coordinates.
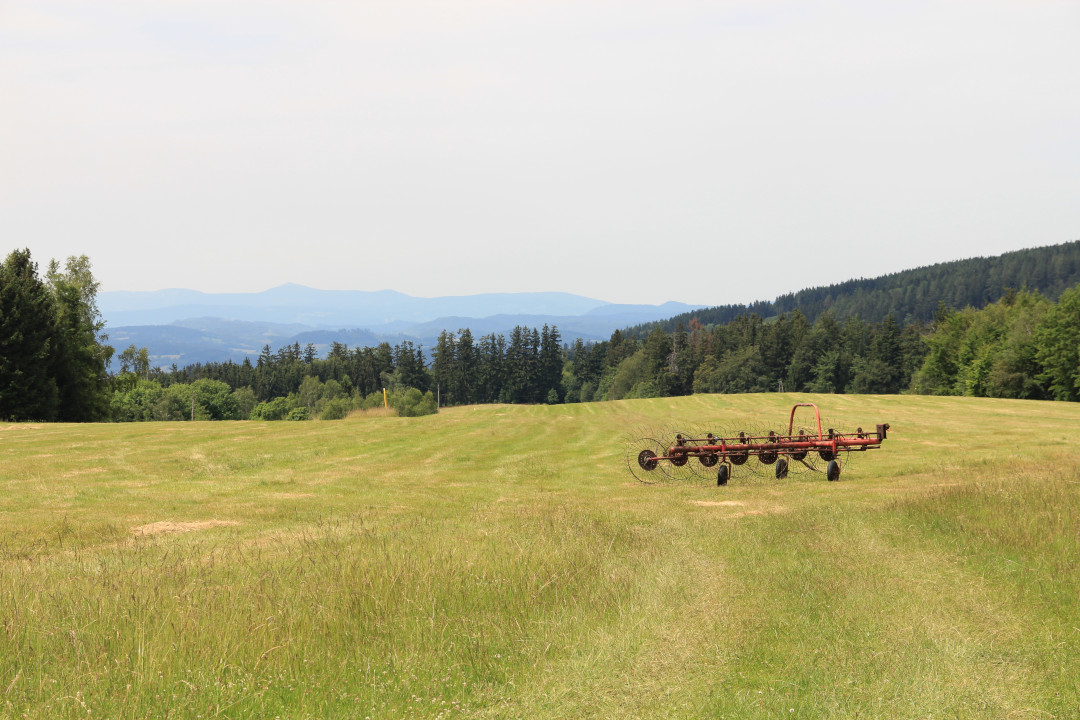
[1,394,1078,718]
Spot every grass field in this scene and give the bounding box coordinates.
[1,393,1078,719]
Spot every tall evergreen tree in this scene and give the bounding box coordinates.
[504,326,529,403]
[0,249,59,420]
[476,332,505,403]
[431,331,456,404]
[539,325,563,401]
[453,328,477,405]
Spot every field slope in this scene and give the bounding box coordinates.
[1,394,1078,719]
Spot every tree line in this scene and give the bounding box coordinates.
[5,246,1080,423]
[115,280,1080,420]
[565,284,1079,402]
[110,324,566,420]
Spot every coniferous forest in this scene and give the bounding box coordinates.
[2,243,1080,422]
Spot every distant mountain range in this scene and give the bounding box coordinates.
[103,240,1080,369]
[100,286,702,367]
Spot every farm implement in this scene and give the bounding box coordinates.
[627,402,889,485]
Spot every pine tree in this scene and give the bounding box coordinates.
[0,249,59,420]
[504,326,528,403]
[539,325,563,402]
[453,328,477,405]
[431,331,456,405]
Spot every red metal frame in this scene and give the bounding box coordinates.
[662,403,889,465]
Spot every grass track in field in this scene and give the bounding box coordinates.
[1,393,1078,718]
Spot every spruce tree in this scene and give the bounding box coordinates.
[453,328,477,405]
[0,249,59,420]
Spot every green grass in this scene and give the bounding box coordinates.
[1,393,1078,718]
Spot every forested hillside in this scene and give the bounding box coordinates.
[629,240,1080,335]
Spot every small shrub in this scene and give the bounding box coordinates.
[394,388,438,417]
[250,397,290,421]
[319,398,350,420]
[286,407,310,421]
[361,391,387,410]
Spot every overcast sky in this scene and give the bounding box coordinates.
[2,0,1077,306]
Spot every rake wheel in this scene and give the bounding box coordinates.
[638,449,658,471]
[626,435,669,484]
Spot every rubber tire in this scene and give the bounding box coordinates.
[827,459,841,482]
[717,464,729,486]
[775,457,789,479]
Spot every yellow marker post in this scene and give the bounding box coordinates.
[383,388,388,409]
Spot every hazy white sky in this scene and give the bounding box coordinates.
[2,0,1077,305]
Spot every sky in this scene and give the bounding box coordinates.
[2,0,1078,306]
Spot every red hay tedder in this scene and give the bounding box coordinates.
[627,402,889,485]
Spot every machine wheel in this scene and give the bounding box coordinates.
[759,450,778,465]
[827,459,841,482]
[699,453,719,468]
[670,453,688,467]
[627,436,668,484]
[775,457,789,479]
[637,449,658,472]
[819,449,835,462]
[717,464,729,486]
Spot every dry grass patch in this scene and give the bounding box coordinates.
[346,407,398,418]
[131,520,240,536]
[691,500,746,507]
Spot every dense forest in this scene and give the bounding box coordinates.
[3,244,1080,423]
[629,240,1080,334]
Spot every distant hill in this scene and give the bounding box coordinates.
[100,288,704,368]
[627,240,1080,335]
[108,319,318,367]
[99,285,618,328]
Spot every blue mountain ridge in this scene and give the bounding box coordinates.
[100,286,702,368]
